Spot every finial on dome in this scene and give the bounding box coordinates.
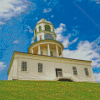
[40,18,47,21]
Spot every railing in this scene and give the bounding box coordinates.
[57,71,63,77]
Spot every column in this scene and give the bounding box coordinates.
[43,24,45,30]
[38,45,41,55]
[61,48,63,57]
[48,44,50,56]
[56,45,59,57]
[32,49,33,54]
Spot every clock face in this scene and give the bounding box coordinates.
[44,33,54,40]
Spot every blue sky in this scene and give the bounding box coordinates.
[0,0,100,83]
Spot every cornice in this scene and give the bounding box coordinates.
[28,39,64,52]
[33,30,57,41]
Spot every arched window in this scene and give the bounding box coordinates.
[35,28,37,34]
[45,25,51,31]
[53,29,54,32]
[39,26,42,31]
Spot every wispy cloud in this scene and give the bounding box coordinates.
[0,62,7,73]
[25,25,33,33]
[94,73,100,83]
[0,62,6,68]
[69,38,78,44]
[29,29,33,33]
[51,15,54,18]
[0,21,5,25]
[0,0,33,25]
[43,8,52,13]
[90,0,100,4]
[13,40,19,44]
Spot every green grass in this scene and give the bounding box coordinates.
[0,81,100,100]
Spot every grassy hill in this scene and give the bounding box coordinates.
[0,80,100,100]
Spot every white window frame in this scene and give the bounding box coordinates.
[84,68,89,76]
[38,63,43,73]
[21,62,27,71]
[72,67,78,75]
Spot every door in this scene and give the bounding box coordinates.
[55,68,62,77]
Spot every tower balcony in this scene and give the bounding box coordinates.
[28,39,64,57]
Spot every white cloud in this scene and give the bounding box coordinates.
[29,29,33,33]
[94,73,100,83]
[92,35,100,45]
[43,8,52,13]
[62,39,69,48]
[0,21,5,25]
[70,38,78,44]
[55,23,66,35]
[13,40,19,44]
[0,62,6,68]
[74,17,78,20]
[0,0,32,25]
[63,40,100,68]
[90,0,100,4]
[55,23,78,48]
[24,29,28,32]
[91,58,100,68]
[26,25,33,33]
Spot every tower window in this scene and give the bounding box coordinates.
[72,67,78,75]
[35,28,37,34]
[38,63,43,73]
[50,51,53,56]
[21,62,27,71]
[53,29,54,32]
[40,35,42,40]
[84,68,89,76]
[39,26,42,31]
[45,25,51,31]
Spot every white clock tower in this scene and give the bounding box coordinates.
[28,18,64,57]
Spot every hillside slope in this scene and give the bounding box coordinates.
[0,81,100,100]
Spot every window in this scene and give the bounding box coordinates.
[38,63,43,73]
[40,35,42,40]
[50,51,53,56]
[73,67,78,75]
[45,25,51,31]
[39,26,42,31]
[84,68,89,76]
[21,62,27,71]
[53,29,54,32]
[35,28,37,34]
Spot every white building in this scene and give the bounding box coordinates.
[7,18,96,83]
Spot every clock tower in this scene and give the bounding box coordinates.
[28,18,64,57]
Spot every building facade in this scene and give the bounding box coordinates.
[7,19,96,83]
